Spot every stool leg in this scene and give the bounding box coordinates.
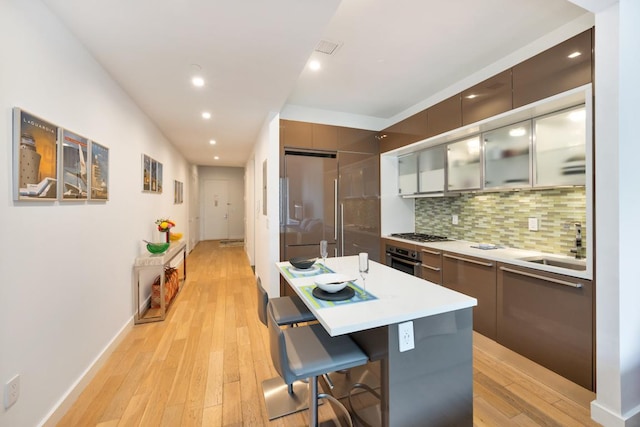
[309,376,318,427]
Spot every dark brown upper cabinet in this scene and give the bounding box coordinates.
[426,94,462,138]
[512,28,592,108]
[280,120,338,151]
[462,70,513,125]
[379,109,429,153]
[280,119,312,149]
[338,127,378,154]
[312,123,338,150]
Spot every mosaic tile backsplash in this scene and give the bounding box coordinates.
[415,188,586,256]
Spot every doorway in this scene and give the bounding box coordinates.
[203,179,230,240]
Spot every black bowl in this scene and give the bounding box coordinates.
[289,256,317,270]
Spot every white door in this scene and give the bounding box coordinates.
[203,179,229,240]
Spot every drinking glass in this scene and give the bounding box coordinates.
[320,240,328,265]
[359,252,369,292]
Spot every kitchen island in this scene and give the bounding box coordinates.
[277,256,477,426]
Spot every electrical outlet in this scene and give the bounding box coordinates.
[528,217,539,231]
[452,214,459,225]
[4,375,19,409]
[398,321,415,352]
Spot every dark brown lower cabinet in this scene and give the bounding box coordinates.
[420,248,442,284]
[497,263,593,390]
[442,252,497,340]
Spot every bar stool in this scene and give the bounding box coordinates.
[256,277,316,420]
[267,301,369,427]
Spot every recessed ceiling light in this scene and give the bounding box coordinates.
[192,76,205,87]
[202,112,211,119]
[214,156,219,160]
[209,139,216,145]
[309,60,321,71]
[568,51,581,59]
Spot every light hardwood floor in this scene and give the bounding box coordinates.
[57,241,600,426]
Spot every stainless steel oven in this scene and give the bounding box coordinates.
[385,244,422,276]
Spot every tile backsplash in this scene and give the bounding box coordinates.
[415,187,586,256]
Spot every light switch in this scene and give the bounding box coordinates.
[528,217,539,231]
[452,214,459,225]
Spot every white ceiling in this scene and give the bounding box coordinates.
[41,0,589,167]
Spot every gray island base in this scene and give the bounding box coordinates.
[276,256,476,427]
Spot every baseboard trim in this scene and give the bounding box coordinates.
[39,317,135,427]
[591,399,640,427]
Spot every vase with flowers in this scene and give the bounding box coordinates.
[156,218,176,243]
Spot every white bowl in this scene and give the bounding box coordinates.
[314,273,353,293]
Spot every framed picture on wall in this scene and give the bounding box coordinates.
[174,180,183,204]
[60,129,89,201]
[142,154,163,194]
[156,161,163,193]
[150,159,157,191]
[89,141,109,200]
[12,108,59,201]
[142,154,151,191]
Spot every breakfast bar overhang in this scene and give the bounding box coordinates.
[277,255,478,426]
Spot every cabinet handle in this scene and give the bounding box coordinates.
[421,248,441,255]
[443,253,493,267]
[499,266,583,289]
[421,264,441,271]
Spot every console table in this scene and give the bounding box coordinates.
[134,240,187,324]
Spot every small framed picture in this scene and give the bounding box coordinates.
[13,108,59,201]
[60,129,89,200]
[142,154,151,191]
[89,141,109,200]
[156,161,163,193]
[174,180,184,204]
[142,154,163,194]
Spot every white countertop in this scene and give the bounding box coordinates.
[384,236,591,280]
[277,255,477,337]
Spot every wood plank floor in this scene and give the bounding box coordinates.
[56,240,600,426]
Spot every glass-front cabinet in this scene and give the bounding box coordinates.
[534,105,586,187]
[398,152,418,195]
[447,136,481,191]
[418,145,446,193]
[395,103,587,197]
[483,120,531,189]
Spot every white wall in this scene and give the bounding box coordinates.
[245,155,256,267]
[198,166,245,241]
[0,2,191,426]
[247,114,282,297]
[591,0,640,425]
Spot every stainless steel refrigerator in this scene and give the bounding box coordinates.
[280,149,380,263]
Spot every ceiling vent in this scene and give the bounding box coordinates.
[315,39,341,55]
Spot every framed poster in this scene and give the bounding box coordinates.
[142,154,163,193]
[13,108,59,201]
[61,129,89,200]
[142,154,151,191]
[156,161,163,193]
[90,141,109,200]
[150,159,157,192]
[174,180,183,204]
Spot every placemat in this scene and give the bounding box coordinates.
[281,263,334,279]
[312,286,355,301]
[300,282,377,309]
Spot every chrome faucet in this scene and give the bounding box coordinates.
[572,222,585,259]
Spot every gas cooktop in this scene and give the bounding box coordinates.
[390,233,453,243]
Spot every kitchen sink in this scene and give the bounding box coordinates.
[519,256,587,271]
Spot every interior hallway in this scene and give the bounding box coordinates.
[56,241,598,426]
